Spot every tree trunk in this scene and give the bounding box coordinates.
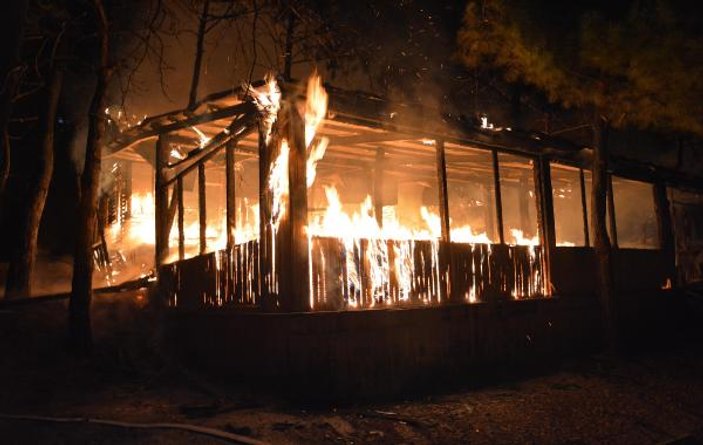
[591,115,619,354]
[188,0,210,109]
[69,0,110,354]
[4,66,63,299]
[0,0,30,195]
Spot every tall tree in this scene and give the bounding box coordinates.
[69,0,112,354]
[3,4,70,299]
[457,0,703,352]
[0,0,30,195]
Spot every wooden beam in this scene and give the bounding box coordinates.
[534,157,555,296]
[285,102,310,312]
[329,131,413,146]
[258,122,274,308]
[579,168,590,247]
[607,175,618,248]
[435,139,451,303]
[177,176,185,260]
[106,101,256,155]
[492,149,505,244]
[226,139,236,250]
[653,182,676,284]
[373,147,385,227]
[163,113,257,185]
[154,135,169,267]
[198,163,206,255]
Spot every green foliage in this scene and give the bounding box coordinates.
[457,0,703,135]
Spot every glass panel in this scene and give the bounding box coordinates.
[551,163,586,246]
[498,153,539,245]
[612,176,659,249]
[444,142,496,243]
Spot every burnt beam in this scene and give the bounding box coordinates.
[373,147,385,227]
[198,163,206,255]
[177,176,185,260]
[534,156,555,296]
[154,135,170,267]
[285,101,310,312]
[435,139,452,303]
[226,139,237,250]
[492,149,505,244]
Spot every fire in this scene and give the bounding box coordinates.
[246,73,281,144]
[109,192,156,246]
[269,140,290,232]
[509,228,539,246]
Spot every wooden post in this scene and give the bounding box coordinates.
[198,163,207,254]
[653,182,676,284]
[435,139,451,303]
[492,149,505,244]
[154,135,169,268]
[534,156,556,296]
[226,139,237,251]
[258,122,274,307]
[284,102,310,312]
[579,168,590,247]
[607,175,618,248]
[177,176,185,260]
[373,147,385,227]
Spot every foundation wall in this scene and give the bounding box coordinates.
[166,297,604,400]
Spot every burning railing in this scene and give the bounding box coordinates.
[107,72,547,310]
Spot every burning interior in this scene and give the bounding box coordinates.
[100,73,702,312]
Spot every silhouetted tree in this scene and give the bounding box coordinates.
[457,0,703,352]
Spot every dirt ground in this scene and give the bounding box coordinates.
[1,292,702,444]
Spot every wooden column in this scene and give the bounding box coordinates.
[226,139,237,251]
[607,175,618,248]
[177,176,185,260]
[534,156,556,296]
[435,139,451,303]
[579,169,590,247]
[492,149,505,244]
[198,163,207,254]
[373,147,385,227]
[284,102,310,312]
[258,122,274,307]
[653,182,676,284]
[154,135,170,268]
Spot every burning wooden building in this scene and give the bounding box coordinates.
[103,73,703,398]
